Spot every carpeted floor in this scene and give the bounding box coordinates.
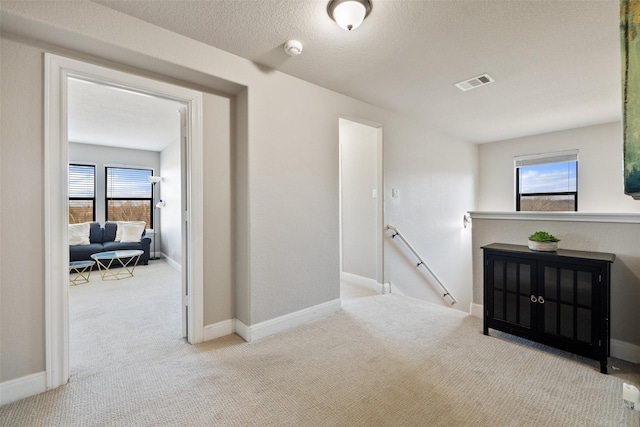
[1,261,639,426]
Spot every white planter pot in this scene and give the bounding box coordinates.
[528,240,558,252]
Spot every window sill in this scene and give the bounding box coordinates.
[468,211,640,224]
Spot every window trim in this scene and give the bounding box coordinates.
[514,150,578,212]
[69,163,96,223]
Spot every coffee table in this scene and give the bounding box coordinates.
[90,250,143,281]
[69,260,96,285]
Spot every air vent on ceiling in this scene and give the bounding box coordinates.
[455,73,494,91]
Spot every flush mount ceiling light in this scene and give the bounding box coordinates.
[328,0,372,31]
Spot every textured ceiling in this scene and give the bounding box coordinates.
[92,0,621,144]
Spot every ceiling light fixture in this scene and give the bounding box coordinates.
[328,0,372,31]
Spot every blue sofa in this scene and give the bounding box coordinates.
[69,222,151,265]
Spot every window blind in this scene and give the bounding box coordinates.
[69,164,95,197]
[514,150,578,167]
[106,167,152,198]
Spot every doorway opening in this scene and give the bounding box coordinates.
[338,118,384,295]
[66,76,187,373]
[45,53,205,390]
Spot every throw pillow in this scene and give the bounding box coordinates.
[120,223,146,243]
[115,221,146,242]
[68,222,91,246]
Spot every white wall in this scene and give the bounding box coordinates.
[0,2,477,384]
[69,142,161,226]
[478,122,640,213]
[202,93,234,325]
[384,122,478,311]
[158,94,234,325]
[340,119,377,280]
[0,33,45,382]
[159,137,181,263]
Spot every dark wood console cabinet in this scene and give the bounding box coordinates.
[482,243,615,373]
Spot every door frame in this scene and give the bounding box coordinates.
[44,53,204,390]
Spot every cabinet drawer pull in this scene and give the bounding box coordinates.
[530,295,538,303]
[538,296,545,304]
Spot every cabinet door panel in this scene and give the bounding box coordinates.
[506,293,517,323]
[494,290,504,319]
[519,295,531,328]
[487,255,536,330]
[560,304,574,338]
[577,307,591,343]
[544,301,558,334]
[560,269,574,304]
[544,267,557,300]
[576,271,592,307]
[539,261,601,346]
[493,260,504,290]
[519,264,531,295]
[506,262,517,292]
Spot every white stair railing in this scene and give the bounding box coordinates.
[386,224,457,306]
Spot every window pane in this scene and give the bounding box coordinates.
[519,162,576,193]
[106,167,153,228]
[517,159,577,212]
[69,200,94,224]
[69,164,95,197]
[106,167,152,198]
[69,164,95,223]
[107,200,151,225]
[519,194,576,211]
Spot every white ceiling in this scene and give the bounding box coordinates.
[68,78,183,151]
[87,0,621,144]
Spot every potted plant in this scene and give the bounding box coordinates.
[528,231,560,252]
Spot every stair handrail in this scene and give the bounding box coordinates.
[386,224,458,306]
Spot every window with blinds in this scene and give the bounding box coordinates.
[105,166,153,228]
[515,150,578,211]
[69,163,96,223]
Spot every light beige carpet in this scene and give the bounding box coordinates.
[1,261,639,426]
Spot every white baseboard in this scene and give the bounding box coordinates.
[234,319,249,341]
[611,339,640,364]
[471,303,640,363]
[0,371,46,406]
[235,298,342,343]
[341,272,385,294]
[162,255,181,272]
[470,303,483,318]
[203,319,236,342]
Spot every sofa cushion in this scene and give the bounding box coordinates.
[89,222,103,244]
[120,222,146,242]
[69,243,104,261]
[68,222,90,246]
[103,241,144,252]
[103,222,118,242]
[115,221,146,242]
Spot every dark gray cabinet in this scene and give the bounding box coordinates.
[482,243,615,373]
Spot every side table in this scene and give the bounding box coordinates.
[69,260,96,286]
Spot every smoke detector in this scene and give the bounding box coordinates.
[455,73,494,91]
[284,40,303,56]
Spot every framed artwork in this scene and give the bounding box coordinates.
[621,0,640,199]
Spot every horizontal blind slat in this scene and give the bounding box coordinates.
[69,164,95,197]
[106,167,152,198]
